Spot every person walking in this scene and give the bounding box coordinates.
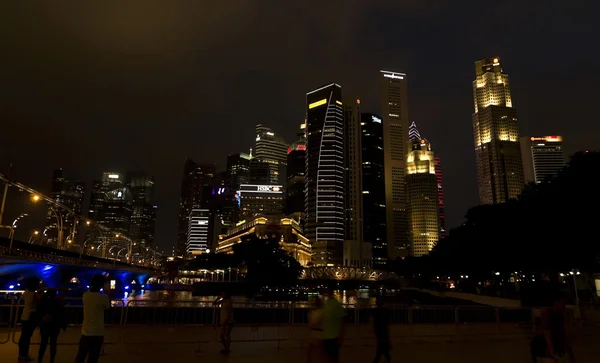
[75,274,111,363]
[306,296,324,363]
[19,277,41,362]
[37,289,66,363]
[213,291,234,354]
[321,286,345,363]
[371,297,391,363]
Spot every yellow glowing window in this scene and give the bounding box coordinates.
[335,100,342,105]
[309,99,327,109]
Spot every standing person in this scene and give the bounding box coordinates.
[371,297,391,363]
[537,292,577,363]
[213,291,234,354]
[19,277,41,362]
[321,285,345,363]
[37,289,66,363]
[306,296,324,363]
[75,274,111,363]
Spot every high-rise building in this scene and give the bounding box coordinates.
[380,70,410,259]
[251,125,288,186]
[520,136,566,184]
[45,169,85,246]
[187,208,210,254]
[434,156,446,239]
[406,135,439,257]
[238,184,284,218]
[343,98,366,267]
[286,128,306,219]
[305,83,345,266]
[177,159,216,255]
[472,57,524,204]
[93,172,131,236]
[226,153,251,190]
[361,113,387,268]
[127,173,157,246]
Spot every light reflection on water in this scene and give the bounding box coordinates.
[116,290,376,308]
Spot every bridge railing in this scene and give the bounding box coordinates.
[1,297,586,347]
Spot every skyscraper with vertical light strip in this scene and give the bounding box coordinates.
[305,83,345,266]
[472,58,524,204]
[380,70,410,259]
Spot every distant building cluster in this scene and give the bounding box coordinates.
[44,58,567,269]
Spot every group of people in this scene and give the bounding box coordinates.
[17,274,111,363]
[306,289,391,363]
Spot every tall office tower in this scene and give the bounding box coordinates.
[434,156,446,239]
[305,83,345,266]
[406,136,439,257]
[177,158,216,255]
[238,184,284,218]
[45,169,85,246]
[226,153,251,190]
[91,172,131,236]
[128,173,157,246]
[361,113,387,268]
[343,98,366,267]
[380,70,410,259]
[286,128,306,219]
[520,136,566,184]
[472,57,524,204]
[187,208,210,254]
[251,124,288,186]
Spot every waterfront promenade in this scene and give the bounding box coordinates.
[1,331,599,362]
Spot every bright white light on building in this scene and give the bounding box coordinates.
[108,174,119,179]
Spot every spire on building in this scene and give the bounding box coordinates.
[408,121,421,141]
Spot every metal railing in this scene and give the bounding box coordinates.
[0,297,587,347]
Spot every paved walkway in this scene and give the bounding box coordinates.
[1,337,599,363]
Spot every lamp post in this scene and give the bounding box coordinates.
[28,230,39,244]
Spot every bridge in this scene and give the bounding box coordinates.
[0,238,159,290]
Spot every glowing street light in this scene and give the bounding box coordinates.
[31,195,40,202]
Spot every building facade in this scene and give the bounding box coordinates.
[305,83,346,266]
[45,169,85,246]
[177,159,216,255]
[434,156,446,239]
[251,125,288,186]
[238,184,284,219]
[187,208,210,254]
[472,57,524,204]
[216,217,312,266]
[343,98,365,267]
[520,136,566,184]
[286,129,306,219]
[380,70,410,259]
[226,153,251,190]
[406,136,439,257]
[127,173,157,246]
[361,113,387,268]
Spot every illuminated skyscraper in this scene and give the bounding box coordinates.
[286,127,306,219]
[434,156,446,239]
[361,113,387,268]
[380,70,410,259]
[45,169,85,246]
[343,98,369,267]
[177,159,216,255]
[226,153,251,190]
[520,136,566,184]
[187,208,210,254]
[305,83,345,266]
[127,173,156,246]
[251,124,288,186]
[406,135,439,257]
[472,57,524,204]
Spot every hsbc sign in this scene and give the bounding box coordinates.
[240,184,283,193]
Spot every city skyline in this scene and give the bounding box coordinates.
[2,2,597,251]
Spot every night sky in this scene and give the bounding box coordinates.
[1,2,598,252]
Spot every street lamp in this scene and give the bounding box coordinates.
[28,230,39,244]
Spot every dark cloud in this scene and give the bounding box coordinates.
[1,1,598,249]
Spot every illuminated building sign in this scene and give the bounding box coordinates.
[383,73,404,80]
[239,184,283,193]
[288,144,307,154]
[212,187,226,195]
[530,136,562,142]
[371,115,382,123]
[308,99,327,109]
[108,174,120,179]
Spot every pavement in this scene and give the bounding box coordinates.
[1,325,598,362]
